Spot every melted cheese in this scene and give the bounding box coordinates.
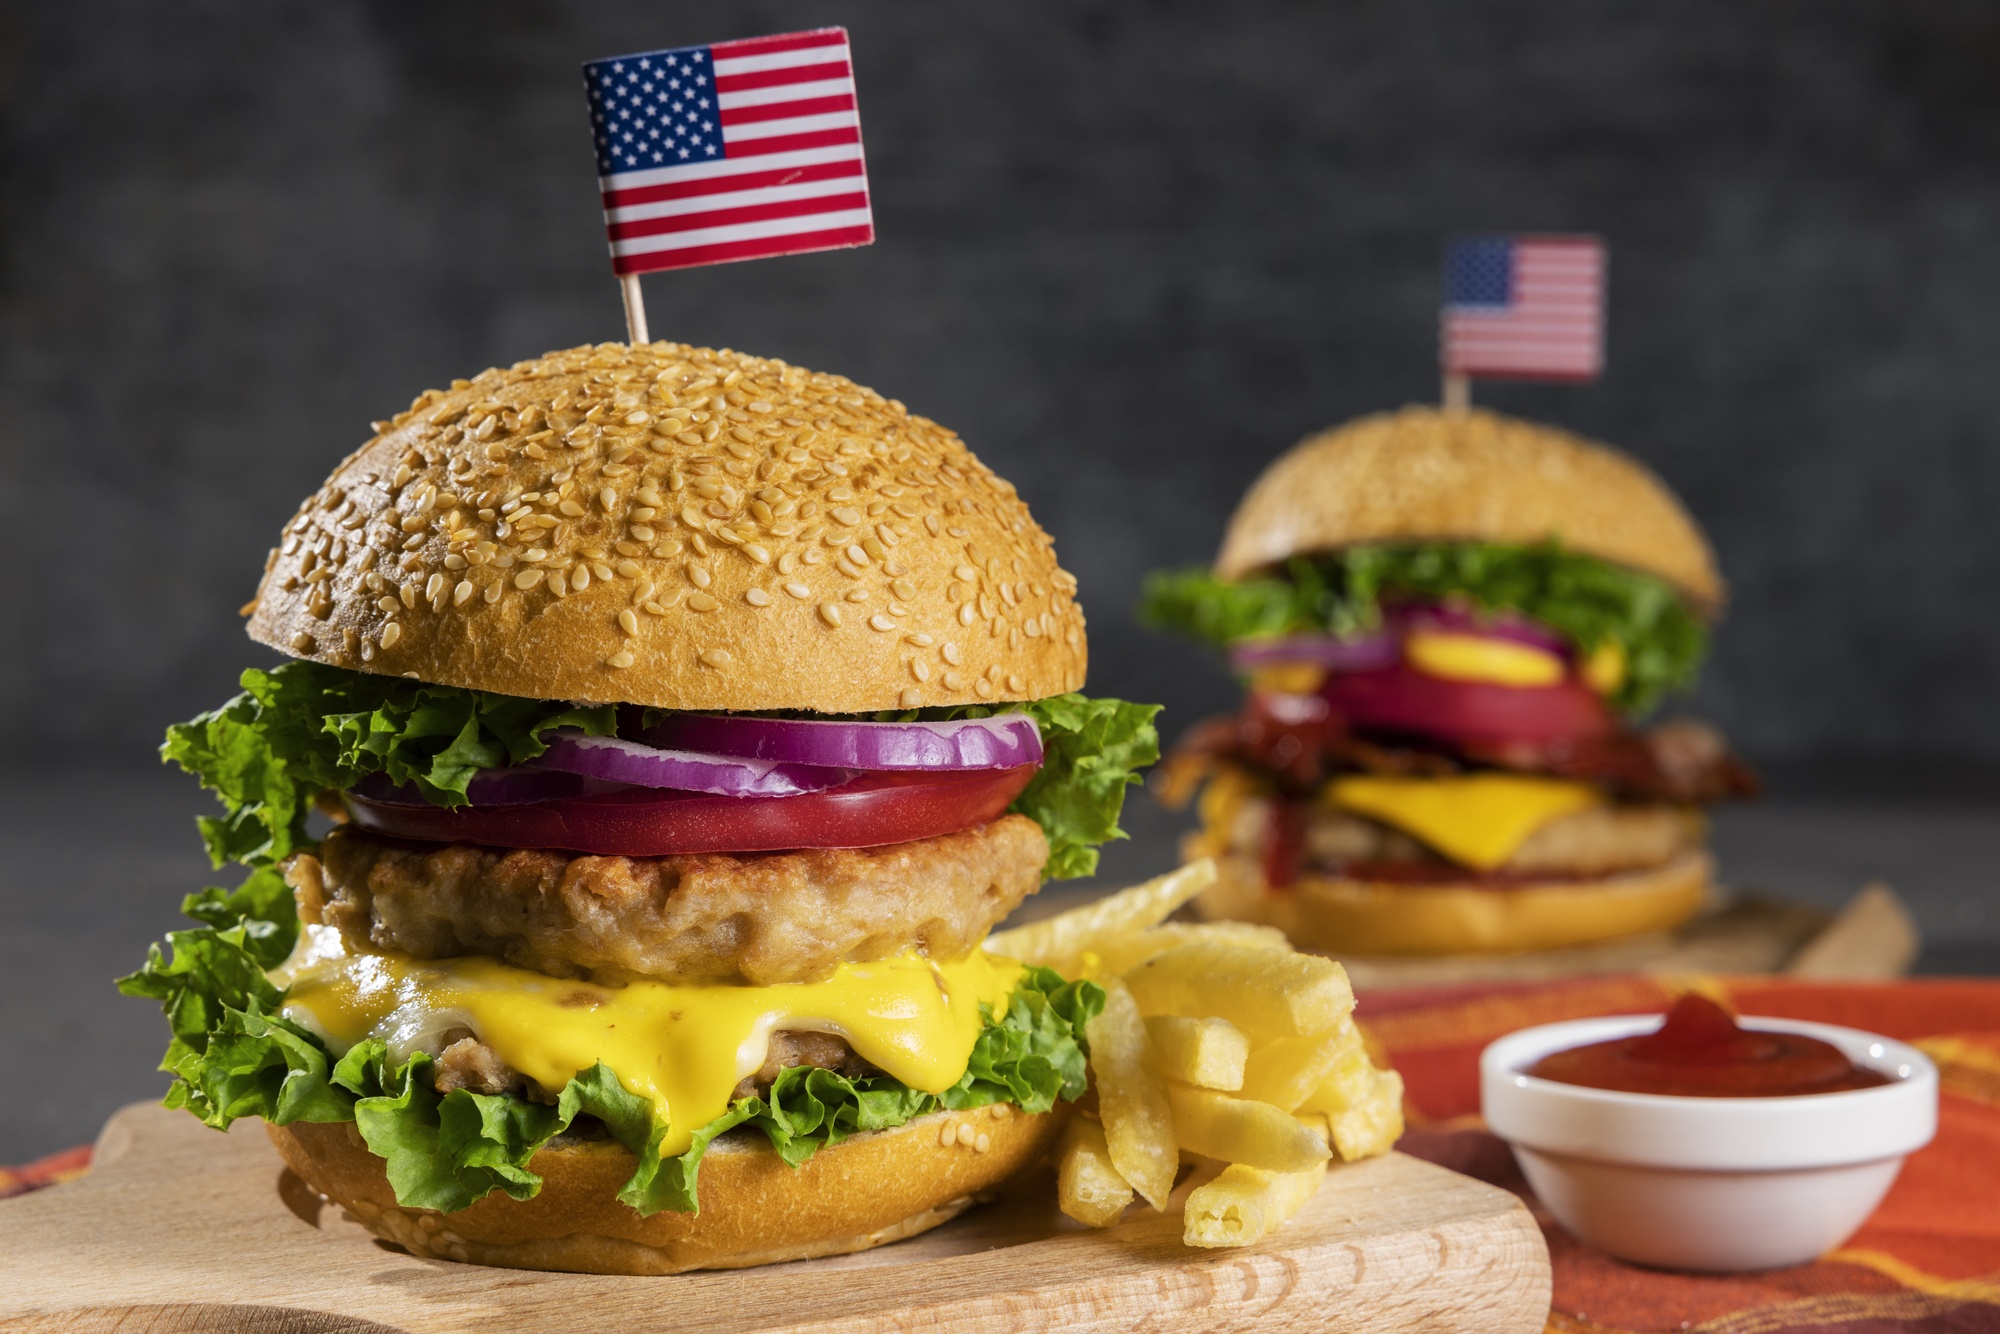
[1403,631,1566,688]
[1327,773,1602,871]
[272,926,1023,1157]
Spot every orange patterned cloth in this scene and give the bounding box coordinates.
[1365,976,2000,1334]
[0,1144,91,1201]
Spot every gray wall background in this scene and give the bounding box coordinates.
[5,0,2000,768]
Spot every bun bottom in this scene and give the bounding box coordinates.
[1194,850,1711,957]
[269,1103,1062,1275]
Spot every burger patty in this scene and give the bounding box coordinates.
[289,815,1047,987]
[433,1027,878,1104]
[1221,793,1700,879]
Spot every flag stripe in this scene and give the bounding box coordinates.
[719,96,857,128]
[712,53,850,82]
[609,191,870,241]
[716,126,862,158]
[613,213,875,260]
[716,77,855,110]
[709,28,846,59]
[601,145,862,199]
[604,158,863,210]
[712,60,852,95]
[612,224,874,275]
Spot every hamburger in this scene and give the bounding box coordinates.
[1141,407,1754,957]
[121,342,1159,1273]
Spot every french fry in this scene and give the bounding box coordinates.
[1183,1161,1328,1249]
[1167,1084,1331,1173]
[1056,1116,1134,1228]
[1125,940,1354,1038]
[1145,1015,1249,1091]
[1089,920,1291,978]
[1238,1017,1371,1112]
[1325,1067,1406,1162]
[1085,980,1179,1209]
[984,859,1217,969]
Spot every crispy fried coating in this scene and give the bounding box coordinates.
[292,816,1047,986]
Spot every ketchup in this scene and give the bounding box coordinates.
[1525,994,1893,1098]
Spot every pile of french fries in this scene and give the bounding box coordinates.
[986,858,1404,1249]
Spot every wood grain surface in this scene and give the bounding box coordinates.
[0,1104,1548,1332]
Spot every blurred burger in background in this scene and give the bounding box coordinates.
[1141,407,1754,957]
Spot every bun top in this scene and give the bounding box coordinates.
[1213,406,1723,612]
[248,343,1086,712]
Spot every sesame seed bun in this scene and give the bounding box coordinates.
[267,1103,1062,1275]
[1193,849,1710,957]
[1213,407,1723,613]
[247,343,1085,712]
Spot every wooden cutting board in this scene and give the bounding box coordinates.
[0,1103,1549,1333]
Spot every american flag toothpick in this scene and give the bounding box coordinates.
[582,27,876,343]
[1439,234,1605,412]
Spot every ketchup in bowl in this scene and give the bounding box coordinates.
[1526,993,1893,1098]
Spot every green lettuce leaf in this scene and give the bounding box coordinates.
[161,661,617,868]
[122,858,1104,1218]
[1140,540,1709,715]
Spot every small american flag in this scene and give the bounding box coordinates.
[1440,235,1605,382]
[582,28,874,276]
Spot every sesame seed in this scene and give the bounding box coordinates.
[957,1123,977,1146]
[606,650,635,669]
[911,660,930,682]
[870,614,896,632]
[592,563,615,582]
[892,580,917,601]
[745,588,771,606]
[686,592,719,612]
[379,622,403,649]
[633,580,657,604]
[483,583,501,604]
[425,573,445,602]
[377,596,400,615]
[550,569,569,597]
[630,525,655,541]
[571,565,590,590]
[688,565,712,588]
[453,580,474,606]
[974,1133,990,1154]
[784,582,811,599]
[290,631,315,653]
[619,609,639,636]
[818,601,843,628]
[699,648,732,669]
[975,679,994,698]
[1006,673,1025,693]
[942,642,963,665]
[515,569,545,590]
[744,543,771,564]
[959,604,977,626]
[615,560,642,579]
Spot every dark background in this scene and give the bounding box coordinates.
[4,1,2000,1156]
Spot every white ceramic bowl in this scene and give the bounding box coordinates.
[1481,1014,1937,1272]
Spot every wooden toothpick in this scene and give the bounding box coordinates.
[1442,371,1470,415]
[620,272,650,345]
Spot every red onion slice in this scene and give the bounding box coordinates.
[1228,633,1400,675]
[353,768,626,808]
[535,731,856,797]
[640,712,1044,771]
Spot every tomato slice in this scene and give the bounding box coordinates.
[343,764,1038,857]
[1320,663,1611,748]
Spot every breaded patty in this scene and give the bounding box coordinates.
[287,815,1047,987]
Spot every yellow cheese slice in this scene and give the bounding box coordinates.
[272,926,1022,1157]
[1403,630,1565,688]
[1327,773,1603,871]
